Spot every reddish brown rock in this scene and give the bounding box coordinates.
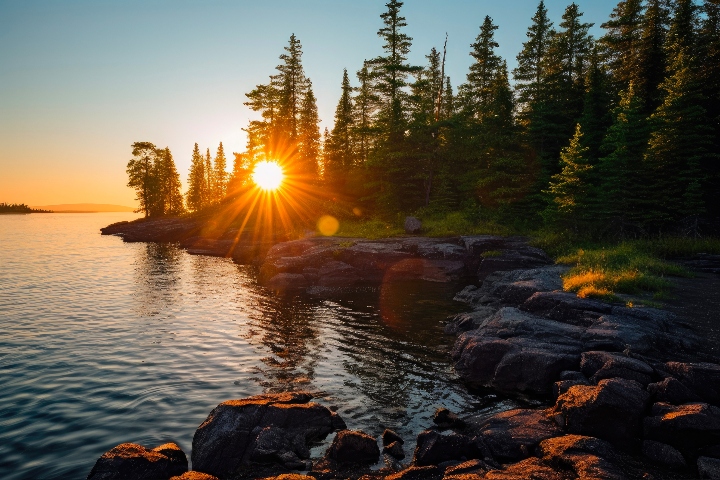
[191,392,341,478]
[467,409,562,462]
[325,430,380,464]
[551,378,650,447]
[170,472,219,480]
[87,442,188,480]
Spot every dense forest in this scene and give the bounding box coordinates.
[128,0,720,238]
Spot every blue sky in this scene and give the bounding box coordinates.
[0,0,617,206]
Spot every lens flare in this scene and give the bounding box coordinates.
[252,161,284,191]
[317,215,340,236]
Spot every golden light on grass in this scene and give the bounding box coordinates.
[317,215,339,236]
[252,161,284,191]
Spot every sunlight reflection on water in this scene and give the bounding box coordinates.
[0,213,499,479]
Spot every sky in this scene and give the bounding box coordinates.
[0,0,618,207]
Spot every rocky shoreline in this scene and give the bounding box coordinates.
[94,218,720,479]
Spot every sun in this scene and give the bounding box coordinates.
[252,161,284,191]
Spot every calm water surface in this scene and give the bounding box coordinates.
[0,213,504,479]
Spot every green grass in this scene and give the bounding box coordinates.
[549,239,717,303]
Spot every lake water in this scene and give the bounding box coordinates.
[0,213,507,479]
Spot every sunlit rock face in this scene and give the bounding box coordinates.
[191,392,344,478]
[87,442,188,480]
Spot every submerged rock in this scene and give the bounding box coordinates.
[191,392,342,478]
[87,442,187,480]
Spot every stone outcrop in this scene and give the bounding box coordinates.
[87,442,188,480]
[191,392,343,478]
[323,430,380,465]
[551,378,651,447]
[466,409,562,462]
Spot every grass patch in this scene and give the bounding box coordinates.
[335,218,404,239]
[555,241,699,303]
[419,212,512,237]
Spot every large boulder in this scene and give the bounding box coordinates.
[412,430,485,466]
[87,442,188,480]
[664,362,720,404]
[642,440,687,470]
[551,378,650,447]
[466,409,563,462]
[191,392,342,478]
[324,430,380,464]
[643,402,720,457]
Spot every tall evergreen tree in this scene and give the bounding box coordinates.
[636,0,669,113]
[297,80,321,180]
[324,69,356,186]
[352,61,379,166]
[513,0,553,139]
[204,148,213,206]
[276,33,307,140]
[540,2,594,162]
[699,0,720,214]
[186,143,207,213]
[667,0,698,57]
[367,0,420,211]
[461,16,503,120]
[157,147,185,215]
[578,46,612,163]
[600,0,644,95]
[645,51,715,227]
[213,142,228,202]
[127,142,159,217]
[596,84,649,232]
[370,0,418,141]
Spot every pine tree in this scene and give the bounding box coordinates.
[513,1,553,137]
[352,61,379,166]
[204,148,213,206]
[460,16,503,120]
[186,143,207,212]
[297,80,321,180]
[667,0,698,57]
[600,0,644,95]
[324,69,355,187]
[228,151,252,195]
[157,147,185,215]
[636,0,669,113]
[370,0,418,142]
[213,142,227,202]
[596,84,649,233]
[578,47,612,163]
[276,34,307,140]
[441,76,455,119]
[544,124,593,227]
[127,142,159,217]
[699,0,720,214]
[645,51,715,227]
[540,2,594,162]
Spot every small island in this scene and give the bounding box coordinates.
[0,203,53,214]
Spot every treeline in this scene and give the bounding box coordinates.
[129,0,720,236]
[0,203,52,213]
